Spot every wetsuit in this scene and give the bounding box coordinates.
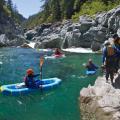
[102,46,116,83]
[24,74,42,88]
[86,63,98,71]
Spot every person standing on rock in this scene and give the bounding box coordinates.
[112,34,120,72]
[102,41,116,85]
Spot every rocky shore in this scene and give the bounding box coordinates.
[1,5,120,50]
[80,74,120,120]
[24,5,120,51]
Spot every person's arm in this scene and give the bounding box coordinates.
[114,45,120,53]
[102,47,107,64]
[33,74,40,77]
[94,64,98,69]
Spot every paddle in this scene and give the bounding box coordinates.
[40,57,44,88]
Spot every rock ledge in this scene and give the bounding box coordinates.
[80,75,120,120]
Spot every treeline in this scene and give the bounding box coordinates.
[25,0,120,29]
[0,0,25,24]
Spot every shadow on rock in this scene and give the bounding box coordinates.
[114,74,120,89]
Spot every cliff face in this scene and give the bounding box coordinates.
[0,9,25,36]
[24,5,120,51]
[80,75,120,120]
[0,10,27,47]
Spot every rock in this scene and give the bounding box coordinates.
[25,29,37,40]
[35,23,52,36]
[20,43,32,48]
[34,34,61,49]
[0,34,9,47]
[8,35,28,47]
[91,41,101,51]
[80,75,120,120]
[34,42,43,48]
[95,12,106,25]
[23,5,120,50]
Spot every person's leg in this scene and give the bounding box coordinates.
[110,72,114,84]
[105,68,109,82]
[35,80,43,88]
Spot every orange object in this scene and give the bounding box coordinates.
[40,57,44,67]
[26,69,34,75]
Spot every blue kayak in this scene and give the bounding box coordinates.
[0,78,61,95]
[86,70,96,75]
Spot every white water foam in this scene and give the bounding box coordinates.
[28,42,36,48]
[62,47,93,53]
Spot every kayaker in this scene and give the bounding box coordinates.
[54,48,62,55]
[24,69,41,88]
[86,59,98,71]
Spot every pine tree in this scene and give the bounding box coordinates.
[7,0,13,12]
[51,0,61,21]
[74,0,80,12]
[42,0,51,21]
[0,0,5,10]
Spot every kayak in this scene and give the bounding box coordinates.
[86,70,96,75]
[0,78,61,95]
[45,54,65,59]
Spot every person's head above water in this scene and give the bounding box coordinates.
[88,59,92,63]
[26,69,34,76]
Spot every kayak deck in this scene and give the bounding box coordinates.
[86,70,96,75]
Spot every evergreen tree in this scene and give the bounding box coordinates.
[74,0,80,12]
[42,0,51,21]
[0,0,5,10]
[51,0,61,21]
[7,0,13,12]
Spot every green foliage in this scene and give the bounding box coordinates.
[72,0,120,21]
[51,0,61,21]
[25,0,120,29]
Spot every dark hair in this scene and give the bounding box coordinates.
[113,34,119,39]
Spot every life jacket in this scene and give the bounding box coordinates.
[107,45,115,57]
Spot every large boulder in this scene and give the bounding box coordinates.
[0,34,9,47]
[24,29,37,40]
[91,41,101,51]
[35,23,52,36]
[35,34,61,49]
[80,76,120,120]
[8,35,28,47]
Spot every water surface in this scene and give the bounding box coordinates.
[0,48,102,120]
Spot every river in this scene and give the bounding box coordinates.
[0,47,102,120]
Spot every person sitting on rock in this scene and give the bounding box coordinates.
[86,59,98,71]
[112,34,120,72]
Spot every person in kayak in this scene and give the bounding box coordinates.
[54,48,62,55]
[86,59,98,71]
[24,69,42,88]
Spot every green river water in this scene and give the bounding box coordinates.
[0,48,102,120]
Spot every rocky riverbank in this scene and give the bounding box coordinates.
[24,5,120,51]
[0,9,27,47]
[80,74,120,120]
[1,5,120,50]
